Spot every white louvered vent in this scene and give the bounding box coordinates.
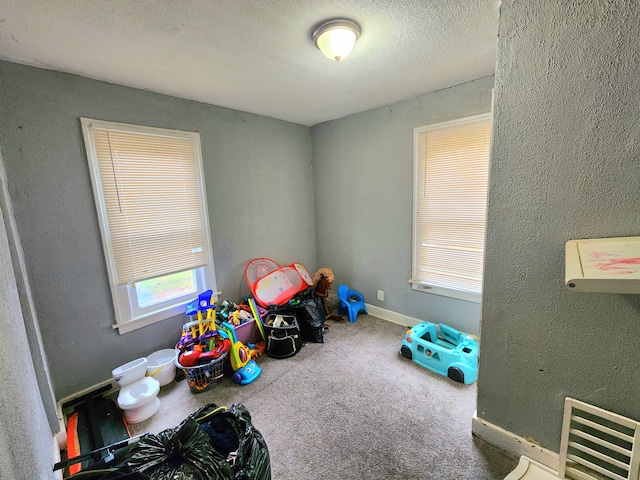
[504,398,640,480]
[558,399,640,480]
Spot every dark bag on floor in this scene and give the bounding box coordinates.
[193,403,271,480]
[122,418,229,479]
[268,288,325,343]
[122,403,271,480]
[263,314,302,358]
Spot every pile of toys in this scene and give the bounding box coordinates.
[175,258,342,393]
[175,290,268,393]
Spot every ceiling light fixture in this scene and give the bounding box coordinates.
[312,19,361,62]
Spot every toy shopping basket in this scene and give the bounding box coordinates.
[175,352,227,393]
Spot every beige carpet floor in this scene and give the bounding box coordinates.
[129,314,518,480]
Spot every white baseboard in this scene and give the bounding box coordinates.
[364,304,423,328]
[471,416,558,471]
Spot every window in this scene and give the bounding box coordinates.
[411,113,492,303]
[81,119,217,333]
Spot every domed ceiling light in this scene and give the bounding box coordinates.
[312,19,361,62]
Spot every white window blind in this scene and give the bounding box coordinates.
[82,118,216,333]
[87,123,208,285]
[412,114,492,301]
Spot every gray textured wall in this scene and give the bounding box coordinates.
[0,152,58,434]
[0,61,315,400]
[0,153,54,478]
[311,77,494,335]
[477,1,640,451]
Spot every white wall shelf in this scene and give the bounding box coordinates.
[565,236,640,293]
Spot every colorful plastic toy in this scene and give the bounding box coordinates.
[337,284,367,323]
[177,317,217,347]
[248,297,267,342]
[220,321,262,385]
[400,322,479,384]
[178,333,231,367]
[186,289,216,321]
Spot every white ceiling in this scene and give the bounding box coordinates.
[0,0,500,126]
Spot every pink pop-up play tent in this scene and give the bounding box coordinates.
[244,258,314,307]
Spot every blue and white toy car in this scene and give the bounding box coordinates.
[400,322,479,384]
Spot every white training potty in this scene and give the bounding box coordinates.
[112,357,161,424]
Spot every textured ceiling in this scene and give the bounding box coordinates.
[0,0,500,126]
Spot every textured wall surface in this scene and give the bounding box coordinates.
[477,1,640,451]
[311,77,494,335]
[0,158,54,478]
[0,61,315,400]
[0,153,58,434]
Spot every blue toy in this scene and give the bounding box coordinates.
[337,284,367,323]
[400,322,479,384]
[186,289,216,321]
[219,321,261,385]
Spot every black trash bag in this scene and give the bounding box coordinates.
[268,287,325,343]
[199,415,239,456]
[66,465,150,480]
[122,417,232,479]
[190,403,271,480]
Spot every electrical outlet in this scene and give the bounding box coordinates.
[377,290,384,301]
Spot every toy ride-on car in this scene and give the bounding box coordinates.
[400,322,479,384]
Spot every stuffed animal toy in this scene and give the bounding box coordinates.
[313,268,345,322]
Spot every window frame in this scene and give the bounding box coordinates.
[410,112,492,303]
[81,118,217,334]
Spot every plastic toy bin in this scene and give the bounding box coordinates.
[175,352,227,393]
[235,319,261,345]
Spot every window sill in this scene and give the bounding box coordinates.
[113,306,184,335]
[408,280,481,303]
[112,289,221,334]
[113,309,184,335]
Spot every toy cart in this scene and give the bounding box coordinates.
[400,322,479,384]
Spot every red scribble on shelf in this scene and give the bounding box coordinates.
[588,251,619,260]
[593,257,640,275]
